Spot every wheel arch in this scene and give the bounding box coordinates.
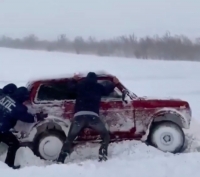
[25,117,70,142]
[153,113,184,128]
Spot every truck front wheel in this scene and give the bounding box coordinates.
[148,121,185,153]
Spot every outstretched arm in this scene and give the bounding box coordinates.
[100,83,115,96]
[15,105,35,123]
[19,112,36,123]
[67,74,80,93]
[101,77,119,96]
[67,79,78,93]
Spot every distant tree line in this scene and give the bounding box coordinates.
[1,32,200,61]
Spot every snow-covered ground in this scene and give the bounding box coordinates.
[0,47,200,176]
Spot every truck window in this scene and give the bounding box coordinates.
[36,79,121,102]
[36,81,76,101]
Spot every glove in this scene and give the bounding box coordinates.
[35,112,48,121]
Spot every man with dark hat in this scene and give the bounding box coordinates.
[0,85,46,169]
[57,72,119,163]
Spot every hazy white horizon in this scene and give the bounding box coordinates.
[0,0,200,40]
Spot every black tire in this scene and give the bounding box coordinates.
[33,130,66,161]
[148,121,185,153]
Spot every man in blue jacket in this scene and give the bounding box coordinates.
[57,72,119,163]
[0,84,46,169]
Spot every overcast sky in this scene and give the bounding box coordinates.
[0,0,200,40]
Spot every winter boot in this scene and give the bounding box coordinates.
[57,151,70,164]
[98,145,108,162]
[11,165,21,169]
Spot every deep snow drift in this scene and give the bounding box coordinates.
[0,48,200,176]
[1,141,200,177]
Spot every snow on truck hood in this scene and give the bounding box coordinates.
[134,96,191,110]
[139,96,183,101]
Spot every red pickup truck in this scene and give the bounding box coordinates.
[13,72,192,161]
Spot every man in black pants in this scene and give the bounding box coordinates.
[57,72,119,163]
[0,84,46,169]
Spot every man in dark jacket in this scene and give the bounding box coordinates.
[0,85,45,169]
[57,72,119,163]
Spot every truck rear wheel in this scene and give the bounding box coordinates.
[33,130,66,161]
